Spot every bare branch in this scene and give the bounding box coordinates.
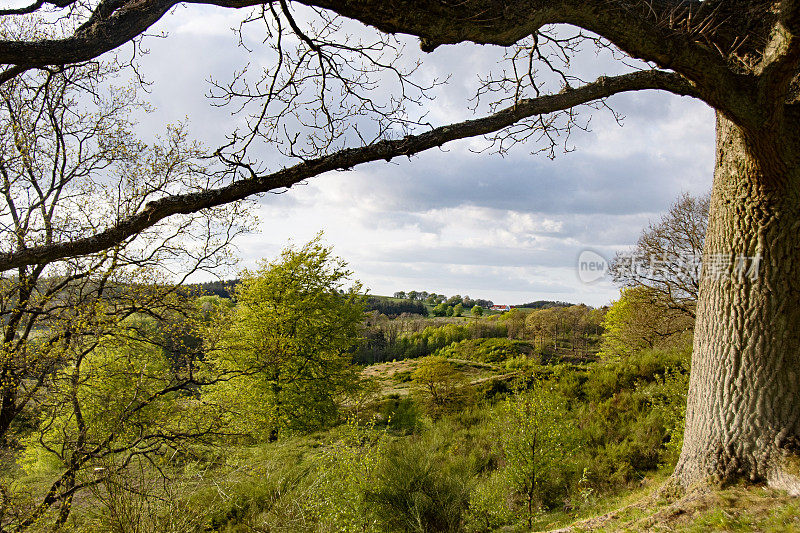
[0,0,753,118]
[0,70,696,273]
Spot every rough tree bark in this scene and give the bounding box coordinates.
[676,112,800,492]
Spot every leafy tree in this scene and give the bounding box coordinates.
[0,39,241,527]
[452,303,463,317]
[499,308,527,339]
[517,301,572,310]
[197,293,235,316]
[523,305,604,356]
[364,296,428,317]
[431,302,448,317]
[411,356,471,419]
[446,295,463,307]
[393,291,407,299]
[202,237,365,441]
[600,287,693,359]
[496,382,577,527]
[3,0,800,491]
[189,279,240,299]
[388,322,506,361]
[471,305,484,318]
[20,323,221,529]
[306,417,388,532]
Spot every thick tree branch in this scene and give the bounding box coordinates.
[292,0,754,117]
[757,0,800,123]
[0,0,177,67]
[0,0,77,16]
[0,0,750,117]
[0,70,695,272]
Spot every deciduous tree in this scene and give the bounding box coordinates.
[609,192,710,319]
[0,47,241,527]
[599,286,693,359]
[496,381,575,527]
[411,355,471,419]
[202,237,365,441]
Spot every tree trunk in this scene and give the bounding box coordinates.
[675,112,800,493]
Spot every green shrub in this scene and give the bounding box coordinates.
[366,435,475,533]
[465,470,515,532]
[437,338,538,364]
[576,345,690,488]
[583,344,690,402]
[379,396,420,433]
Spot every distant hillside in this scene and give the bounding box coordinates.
[185,284,429,318]
[187,279,239,299]
[185,282,569,314]
[515,300,573,309]
[365,296,428,317]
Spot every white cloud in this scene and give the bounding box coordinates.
[121,9,715,307]
[170,9,245,36]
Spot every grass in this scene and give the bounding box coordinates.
[536,477,800,532]
[25,339,796,533]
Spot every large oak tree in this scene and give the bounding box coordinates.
[0,0,799,493]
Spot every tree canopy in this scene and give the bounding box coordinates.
[202,236,365,440]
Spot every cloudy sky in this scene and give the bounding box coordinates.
[131,6,715,307]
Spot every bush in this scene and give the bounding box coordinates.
[78,344,690,533]
[576,345,690,488]
[437,338,538,364]
[379,396,420,433]
[465,470,516,532]
[583,344,690,402]
[366,436,475,533]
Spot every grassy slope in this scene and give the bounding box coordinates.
[531,478,800,532]
[362,359,800,533]
[362,357,504,397]
[49,349,797,532]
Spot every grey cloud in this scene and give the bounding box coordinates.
[357,261,575,295]
[121,10,715,308]
[365,245,576,269]
[316,145,711,217]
